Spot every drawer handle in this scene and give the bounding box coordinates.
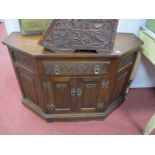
[53,66,60,75]
[94,65,100,75]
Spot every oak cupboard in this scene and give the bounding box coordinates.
[3,32,143,121]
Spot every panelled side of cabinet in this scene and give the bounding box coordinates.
[101,57,119,109]
[7,48,42,108]
[16,68,38,104]
[112,51,138,100]
[112,70,129,100]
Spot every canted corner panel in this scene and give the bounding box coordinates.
[12,51,33,71]
[118,53,136,71]
[112,71,128,100]
[17,70,39,105]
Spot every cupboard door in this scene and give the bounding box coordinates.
[112,70,129,100]
[76,77,109,112]
[43,77,76,113]
[17,68,39,105]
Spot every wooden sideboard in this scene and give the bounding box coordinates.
[3,32,143,121]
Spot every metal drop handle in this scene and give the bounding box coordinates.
[53,66,60,75]
[94,65,100,75]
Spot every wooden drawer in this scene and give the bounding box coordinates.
[43,61,110,76]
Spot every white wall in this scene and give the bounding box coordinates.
[117,19,155,88]
[4,19,20,34]
[117,19,147,35]
[3,19,155,88]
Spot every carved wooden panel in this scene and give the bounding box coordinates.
[76,76,109,112]
[13,52,33,70]
[112,71,128,100]
[17,69,38,105]
[39,19,118,53]
[76,78,99,110]
[43,78,75,113]
[43,61,110,76]
[119,54,135,69]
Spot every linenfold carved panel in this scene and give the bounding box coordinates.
[39,19,118,53]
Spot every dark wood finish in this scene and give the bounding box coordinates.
[39,19,118,53]
[2,32,143,121]
[17,68,39,105]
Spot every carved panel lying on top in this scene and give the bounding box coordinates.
[39,19,118,53]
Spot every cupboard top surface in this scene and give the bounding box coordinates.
[3,32,143,58]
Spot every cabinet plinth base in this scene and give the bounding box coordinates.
[22,96,125,121]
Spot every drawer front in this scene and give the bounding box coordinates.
[43,61,110,76]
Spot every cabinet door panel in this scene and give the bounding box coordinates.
[78,78,98,109]
[112,70,129,100]
[76,77,109,112]
[44,77,76,113]
[17,68,38,105]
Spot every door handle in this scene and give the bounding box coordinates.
[71,88,76,96]
[71,88,82,96]
[77,88,82,96]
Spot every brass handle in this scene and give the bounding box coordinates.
[71,88,82,96]
[97,102,104,110]
[71,88,76,96]
[77,88,82,96]
[53,66,60,75]
[102,80,109,88]
[47,103,55,111]
[94,65,100,75]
